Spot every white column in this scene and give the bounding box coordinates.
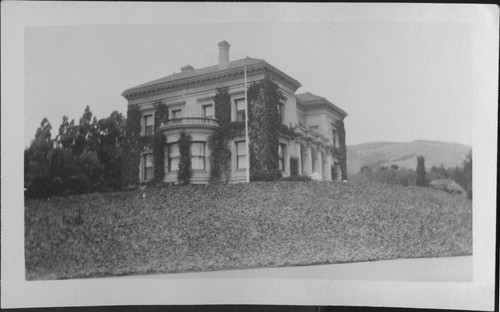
[307,147,313,175]
[325,154,332,181]
[317,149,323,178]
[297,143,303,175]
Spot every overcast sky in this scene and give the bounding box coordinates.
[24,5,474,147]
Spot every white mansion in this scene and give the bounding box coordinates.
[122,41,347,184]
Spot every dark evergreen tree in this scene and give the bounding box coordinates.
[416,156,428,187]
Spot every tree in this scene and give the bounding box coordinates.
[97,111,126,190]
[416,156,428,187]
[74,106,99,156]
[56,116,78,149]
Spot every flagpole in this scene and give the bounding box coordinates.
[244,66,250,183]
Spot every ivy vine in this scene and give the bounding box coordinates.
[290,156,299,176]
[154,101,169,131]
[337,119,347,180]
[153,131,166,183]
[208,87,233,183]
[177,130,192,185]
[247,75,284,181]
[122,102,169,187]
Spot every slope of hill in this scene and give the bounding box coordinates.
[25,181,472,280]
[346,140,471,175]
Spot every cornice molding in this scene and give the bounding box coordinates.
[297,100,348,118]
[123,62,301,101]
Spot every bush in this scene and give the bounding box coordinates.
[250,169,282,182]
[277,175,311,182]
[429,179,466,196]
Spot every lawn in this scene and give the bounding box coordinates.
[25,181,472,280]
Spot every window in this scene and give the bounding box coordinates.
[171,109,182,119]
[236,140,247,170]
[191,142,206,170]
[332,128,337,147]
[168,143,180,172]
[143,153,153,181]
[277,103,284,124]
[143,114,154,135]
[278,143,286,171]
[202,104,214,119]
[235,98,246,122]
[310,125,319,132]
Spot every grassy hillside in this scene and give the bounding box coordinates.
[25,181,472,280]
[347,140,471,175]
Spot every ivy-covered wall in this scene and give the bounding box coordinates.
[153,131,166,183]
[247,76,284,181]
[208,87,234,183]
[122,102,169,187]
[209,77,287,182]
[154,101,169,131]
[213,86,231,129]
[337,119,348,180]
[177,130,192,185]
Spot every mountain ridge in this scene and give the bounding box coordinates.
[346,140,471,175]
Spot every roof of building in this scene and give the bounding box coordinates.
[122,57,301,99]
[296,92,348,117]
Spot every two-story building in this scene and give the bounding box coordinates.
[122,41,347,184]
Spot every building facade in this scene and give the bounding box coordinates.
[122,41,347,184]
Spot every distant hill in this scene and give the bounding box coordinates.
[346,140,471,175]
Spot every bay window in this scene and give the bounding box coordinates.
[168,143,180,172]
[191,142,206,170]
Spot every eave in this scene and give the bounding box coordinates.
[122,62,302,101]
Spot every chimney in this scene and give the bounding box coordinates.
[218,41,230,70]
[181,65,194,72]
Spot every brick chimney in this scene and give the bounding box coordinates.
[218,41,230,70]
[181,65,194,72]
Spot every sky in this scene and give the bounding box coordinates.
[24,6,474,147]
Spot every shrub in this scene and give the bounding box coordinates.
[250,169,282,182]
[416,156,428,187]
[400,176,409,186]
[290,157,299,176]
[277,175,311,182]
[429,179,466,195]
[177,130,192,185]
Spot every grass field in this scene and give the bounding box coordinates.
[25,181,472,280]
